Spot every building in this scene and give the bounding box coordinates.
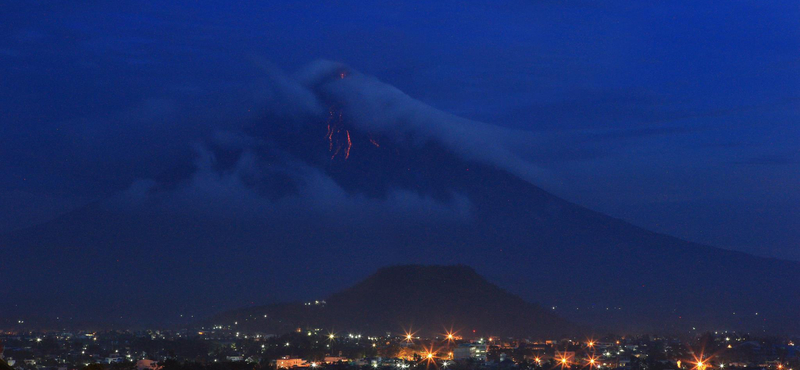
[136,359,162,370]
[453,344,488,362]
[323,357,346,364]
[106,355,125,364]
[275,357,308,368]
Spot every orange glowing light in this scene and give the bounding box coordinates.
[442,328,458,343]
[556,351,572,370]
[418,345,439,367]
[586,355,599,370]
[403,329,417,343]
[690,353,713,370]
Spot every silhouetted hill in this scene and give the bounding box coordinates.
[210,265,578,338]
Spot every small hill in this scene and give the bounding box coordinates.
[210,265,577,338]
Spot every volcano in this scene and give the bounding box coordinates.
[2,61,798,334]
[210,265,578,338]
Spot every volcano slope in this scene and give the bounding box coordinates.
[2,61,797,333]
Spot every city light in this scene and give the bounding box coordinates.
[556,351,572,370]
[691,354,711,370]
[586,355,599,370]
[403,329,417,343]
[419,345,439,367]
[10,326,793,370]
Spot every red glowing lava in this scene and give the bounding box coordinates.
[326,105,352,160]
[345,130,352,159]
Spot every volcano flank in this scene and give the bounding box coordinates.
[2,62,799,334]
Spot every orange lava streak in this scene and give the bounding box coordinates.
[345,130,352,159]
[326,105,352,160]
[327,124,333,150]
[326,107,337,150]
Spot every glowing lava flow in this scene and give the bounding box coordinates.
[326,105,352,160]
[345,130,352,159]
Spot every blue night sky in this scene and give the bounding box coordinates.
[1,0,798,261]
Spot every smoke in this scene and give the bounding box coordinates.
[114,141,472,226]
[295,60,557,186]
[110,60,557,225]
